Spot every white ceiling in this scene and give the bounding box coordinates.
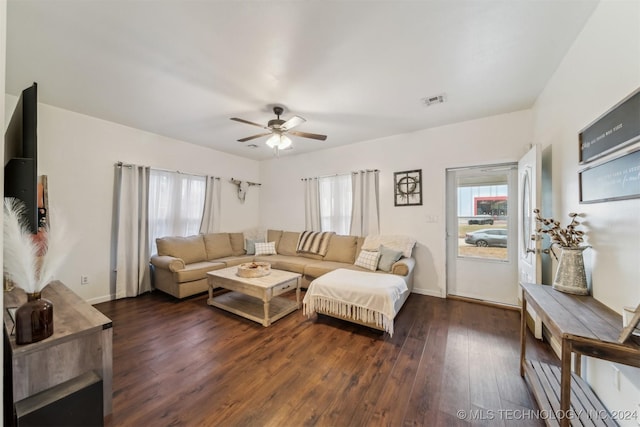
[6,0,599,161]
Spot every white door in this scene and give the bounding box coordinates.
[517,145,542,337]
[446,164,518,306]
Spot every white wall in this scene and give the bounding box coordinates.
[4,97,262,303]
[531,0,640,421]
[260,109,533,297]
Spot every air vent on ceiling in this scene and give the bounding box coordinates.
[422,93,446,106]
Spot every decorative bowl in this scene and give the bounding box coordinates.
[236,262,271,278]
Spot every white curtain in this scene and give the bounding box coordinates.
[319,174,352,235]
[114,164,152,298]
[148,170,206,255]
[199,176,222,234]
[303,178,321,231]
[350,170,380,237]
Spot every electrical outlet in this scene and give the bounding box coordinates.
[611,365,620,390]
[80,275,89,286]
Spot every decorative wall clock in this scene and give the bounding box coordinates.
[394,169,422,206]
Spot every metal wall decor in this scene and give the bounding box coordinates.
[394,169,422,206]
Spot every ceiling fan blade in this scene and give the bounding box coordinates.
[238,132,272,142]
[288,130,327,141]
[280,115,306,131]
[230,117,267,129]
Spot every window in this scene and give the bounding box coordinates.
[318,174,352,235]
[148,170,206,254]
[456,171,510,260]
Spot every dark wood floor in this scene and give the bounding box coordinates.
[95,290,558,426]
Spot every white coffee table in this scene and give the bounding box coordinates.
[207,266,301,327]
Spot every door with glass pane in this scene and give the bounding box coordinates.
[446,164,518,305]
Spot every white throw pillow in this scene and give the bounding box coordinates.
[254,241,277,256]
[354,250,381,271]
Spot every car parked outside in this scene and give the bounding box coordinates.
[467,216,494,225]
[464,228,507,247]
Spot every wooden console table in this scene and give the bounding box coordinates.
[3,281,113,423]
[520,283,640,427]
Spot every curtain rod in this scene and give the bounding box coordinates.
[301,169,379,181]
[115,161,221,180]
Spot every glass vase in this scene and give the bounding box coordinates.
[15,291,54,345]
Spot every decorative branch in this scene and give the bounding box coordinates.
[533,209,586,249]
[3,198,39,293]
[3,197,72,293]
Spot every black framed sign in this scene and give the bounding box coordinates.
[579,149,640,204]
[394,169,422,206]
[579,88,640,164]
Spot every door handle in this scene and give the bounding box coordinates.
[526,248,536,254]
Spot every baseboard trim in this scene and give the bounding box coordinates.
[87,295,114,305]
[446,294,520,311]
[411,288,444,298]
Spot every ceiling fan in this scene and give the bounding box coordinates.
[231,106,327,151]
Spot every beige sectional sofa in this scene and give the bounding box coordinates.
[150,230,415,299]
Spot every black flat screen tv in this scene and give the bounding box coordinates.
[4,83,38,234]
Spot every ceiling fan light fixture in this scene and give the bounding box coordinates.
[266,133,292,150]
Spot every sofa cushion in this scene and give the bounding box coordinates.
[173,261,225,283]
[255,255,321,274]
[229,233,246,256]
[156,235,207,264]
[278,231,301,256]
[215,255,255,267]
[378,245,404,272]
[299,252,324,260]
[203,233,234,260]
[354,250,381,271]
[303,261,369,279]
[355,237,365,257]
[267,229,283,249]
[323,235,358,264]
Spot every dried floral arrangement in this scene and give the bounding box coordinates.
[533,209,587,259]
[3,198,69,294]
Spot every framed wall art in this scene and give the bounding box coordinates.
[394,169,422,206]
[579,88,640,164]
[579,148,640,203]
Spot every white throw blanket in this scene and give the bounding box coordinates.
[361,234,416,258]
[303,268,408,336]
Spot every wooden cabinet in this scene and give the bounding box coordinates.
[520,283,640,427]
[3,282,112,424]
